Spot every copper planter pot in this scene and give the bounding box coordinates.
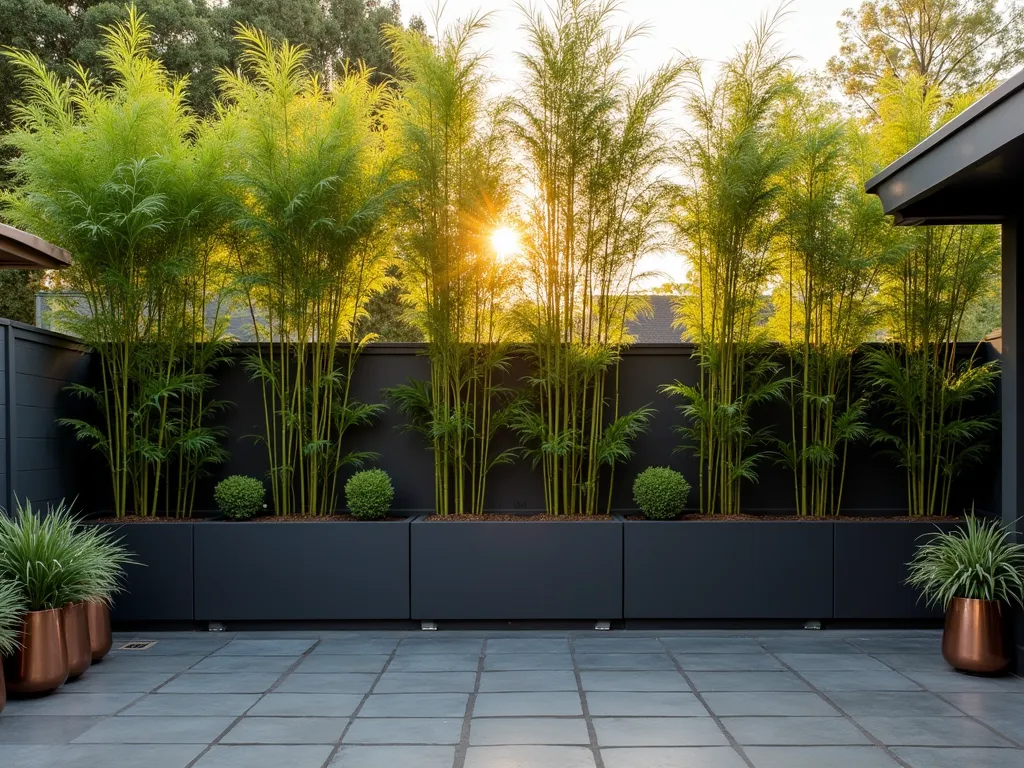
[942,597,1010,674]
[86,601,112,662]
[0,663,7,713]
[62,602,92,679]
[2,608,68,695]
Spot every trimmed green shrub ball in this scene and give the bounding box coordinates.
[345,469,394,520]
[214,475,266,520]
[632,467,690,520]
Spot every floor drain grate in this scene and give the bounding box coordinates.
[119,641,157,651]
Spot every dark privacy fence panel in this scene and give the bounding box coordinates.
[0,321,90,513]
[6,336,1000,516]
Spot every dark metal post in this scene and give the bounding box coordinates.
[1002,217,1024,670]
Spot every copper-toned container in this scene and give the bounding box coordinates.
[942,597,1009,674]
[85,601,112,662]
[62,602,91,679]
[2,608,68,694]
[0,663,7,713]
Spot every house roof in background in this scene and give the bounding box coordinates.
[627,295,683,344]
[0,224,71,269]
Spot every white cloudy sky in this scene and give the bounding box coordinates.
[398,0,858,284]
[400,0,854,87]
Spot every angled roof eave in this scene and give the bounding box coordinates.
[0,223,72,269]
[865,68,1024,218]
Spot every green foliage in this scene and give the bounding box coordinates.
[510,0,680,515]
[219,25,395,516]
[864,346,998,516]
[770,81,892,517]
[632,467,690,520]
[674,10,794,515]
[73,513,135,604]
[214,475,266,520]
[3,8,231,517]
[384,13,516,515]
[0,576,26,656]
[345,468,394,520]
[0,499,119,611]
[828,0,1024,112]
[0,270,41,324]
[908,514,1024,609]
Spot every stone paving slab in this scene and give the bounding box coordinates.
[0,628,1021,767]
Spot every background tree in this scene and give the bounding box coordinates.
[828,0,1024,113]
[3,8,230,517]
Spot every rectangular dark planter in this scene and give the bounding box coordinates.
[411,517,623,621]
[96,521,195,623]
[624,520,834,619]
[193,518,411,621]
[834,521,957,620]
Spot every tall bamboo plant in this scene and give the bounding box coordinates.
[384,16,518,516]
[666,12,793,516]
[509,0,679,515]
[770,84,890,516]
[866,75,1000,517]
[2,7,230,518]
[218,27,396,517]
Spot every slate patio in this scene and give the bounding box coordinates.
[0,629,1022,767]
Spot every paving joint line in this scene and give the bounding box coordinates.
[569,633,607,768]
[319,634,404,768]
[183,634,325,767]
[657,635,757,768]
[758,639,917,768]
[452,635,487,768]
[106,631,235,715]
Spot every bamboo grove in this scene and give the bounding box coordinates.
[0,1,1004,518]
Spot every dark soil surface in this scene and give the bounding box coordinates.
[625,514,964,522]
[92,514,406,523]
[91,516,195,524]
[424,514,616,522]
[252,515,405,522]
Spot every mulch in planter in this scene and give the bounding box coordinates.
[247,515,407,522]
[626,514,964,522]
[423,514,616,522]
[91,516,195,524]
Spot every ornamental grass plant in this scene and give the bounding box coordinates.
[0,578,25,656]
[907,514,1024,610]
[0,499,132,611]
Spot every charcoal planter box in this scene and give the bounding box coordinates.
[833,520,959,620]
[94,521,195,623]
[193,518,411,621]
[410,516,623,621]
[624,520,834,620]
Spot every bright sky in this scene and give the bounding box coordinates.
[400,0,858,285]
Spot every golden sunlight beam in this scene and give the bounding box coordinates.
[490,225,521,260]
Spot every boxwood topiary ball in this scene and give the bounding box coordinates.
[214,475,266,520]
[632,467,690,520]
[345,469,395,520]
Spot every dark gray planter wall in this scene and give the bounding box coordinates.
[833,521,956,620]
[623,520,834,619]
[99,522,195,622]
[193,519,411,621]
[411,518,623,620]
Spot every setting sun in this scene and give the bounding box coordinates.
[490,225,521,260]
